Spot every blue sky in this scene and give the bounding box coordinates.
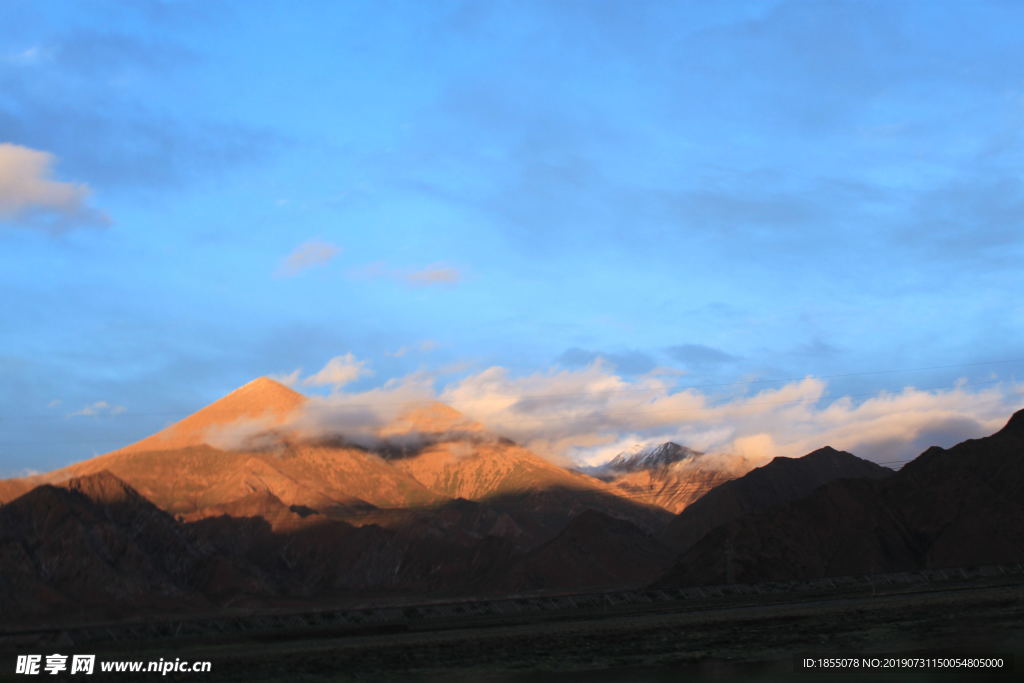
[2,0,1023,474]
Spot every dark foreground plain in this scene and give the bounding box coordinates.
[2,571,1020,683]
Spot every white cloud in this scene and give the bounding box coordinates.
[0,143,109,231]
[209,371,461,453]
[68,400,126,417]
[406,264,461,286]
[289,372,441,449]
[301,353,372,390]
[1,466,43,479]
[205,415,283,452]
[3,46,51,66]
[387,339,440,357]
[351,261,462,287]
[276,239,340,277]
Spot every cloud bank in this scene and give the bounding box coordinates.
[0,143,108,231]
[246,356,1024,472]
[438,363,1022,467]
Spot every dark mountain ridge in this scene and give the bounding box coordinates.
[0,472,230,621]
[656,409,1024,587]
[659,446,893,552]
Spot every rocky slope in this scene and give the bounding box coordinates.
[0,379,669,533]
[2,379,442,514]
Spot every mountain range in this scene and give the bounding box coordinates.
[1,377,1021,625]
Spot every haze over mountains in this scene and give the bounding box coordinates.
[1,377,1021,626]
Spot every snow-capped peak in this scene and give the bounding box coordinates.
[586,442,703,475]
